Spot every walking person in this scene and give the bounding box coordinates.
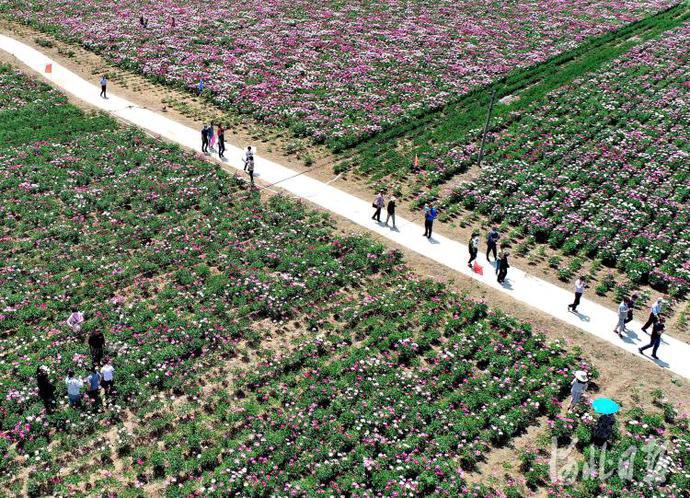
[201,125,209,153]
[639,317,665,360]
[100,359,115,396]
[246,155,255,185]
[217,124,226,158]
[497,250,510,284]
[641,298,664,333]
[36,366,56,413]
[88,330,106,365]
[468,231,480,268]
[613,298,630,337]
[243,146,254,171]
[99,75,108,99]
[567,276,586,313]
[372,192,384,222]
[384,196,397,228]
[567,370,589,411]
[423,204,437,239]
[208,124,215,151]
[85,367,102,408]
[66,308,85,335]
[486,227,499,262]
[625,293,639,325]
[65,370,83,408]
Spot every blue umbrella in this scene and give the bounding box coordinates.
[592,397,620,415]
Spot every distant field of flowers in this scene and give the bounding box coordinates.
[6,0,679,146]
[442,24,690,296]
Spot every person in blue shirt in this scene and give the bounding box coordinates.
[86,367,102,408]
[197,79,204,96]
[486,227,499,262]
[423,204,437,239]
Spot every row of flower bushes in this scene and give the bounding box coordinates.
[5,0,678,147]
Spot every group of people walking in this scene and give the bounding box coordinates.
[36,310,116,413]
[568,279,667,360]
[200,126,255,185]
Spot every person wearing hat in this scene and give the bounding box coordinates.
[36,366,56,413]
[384,196,397,228]
[641,297,664,334]
[568,370,589,411]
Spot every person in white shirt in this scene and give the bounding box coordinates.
[65,370,84,407]
[66,309,84,334]
[613,298,630,337]
[567,370,589,411]
[99,75,108,98]
[567,277,586,313]
[243,146,254,172]
[100,360,115,396]
[641,297,664,333]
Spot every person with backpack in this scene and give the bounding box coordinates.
[65,370,83,408]
[217,125,226,158]
[372,192,384,222]
[384,196,396,228]
[496,250,510,284]
[639,317,665,360]
[100,359,115,396]
[201,125,209,153]
[36,366,56,413]
[243,146,254,171]
[486,227,499,262]
[99,75,108,99]
[88,330,106,365]
[85,367,102,408]
[567,276,587,313]
[468,231,480,268]
[423,204,437,239]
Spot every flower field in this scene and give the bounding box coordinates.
[4,0,680,147]
[1,64,689,495]
[355,21,690,298]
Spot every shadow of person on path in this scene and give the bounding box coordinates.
[498,279,513,290]
[620,328,640,345]
[569,310,591,322]
[650,356,670,368]
[427,237,440,244]
[388,226,400,232]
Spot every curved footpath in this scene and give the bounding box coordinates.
[2,33,689,380]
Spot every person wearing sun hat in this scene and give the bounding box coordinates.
[567,370,589,411]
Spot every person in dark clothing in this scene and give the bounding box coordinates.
[85,367,102,409]
[625,293,639,324]
[201,125,209,153]
[36,366,56,413]
[639,317,665,359]
[99,75,108,99]
[486,227,499,262]
[217,125,226,158]
[642,298,663,333]
[384,197,396,228]
[423,204,437,238]
[468,232,480,267]
[88,331,105,365]
[497,251,510,283]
